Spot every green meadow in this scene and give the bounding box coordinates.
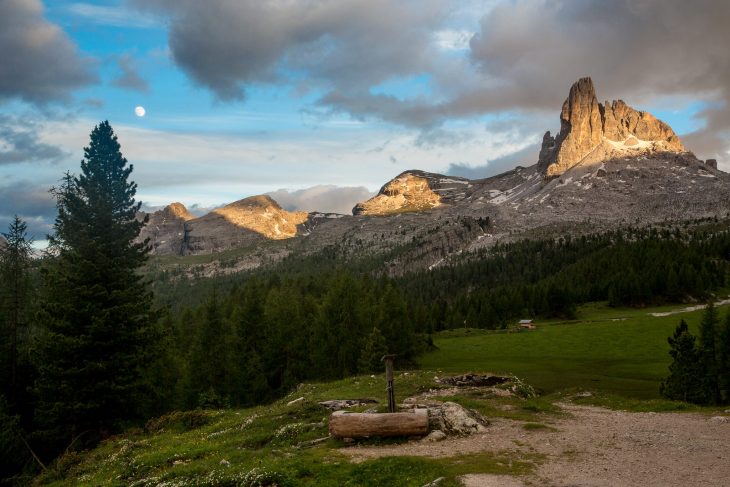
[37,301,729,486]
[421,301,730,400]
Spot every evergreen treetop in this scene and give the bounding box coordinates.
[35,121,155,449]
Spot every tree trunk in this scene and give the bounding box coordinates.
[329,409,428,438]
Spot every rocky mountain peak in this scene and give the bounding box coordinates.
[352,171,443,216]
[539,77,685,178]
[163,202,194,221]
[209,194,308,240]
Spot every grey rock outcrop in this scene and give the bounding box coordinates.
[138,202,194,255]
[427,401,489,435]
[352,170,472,216]
[539,77,685,178]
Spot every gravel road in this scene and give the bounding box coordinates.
[341,403,730,487]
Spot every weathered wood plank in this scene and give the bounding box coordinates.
[329,409,428,438]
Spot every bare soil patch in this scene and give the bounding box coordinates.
[340,403,730,486]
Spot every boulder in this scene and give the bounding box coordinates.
[427,401,489,435]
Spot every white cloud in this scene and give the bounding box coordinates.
[67,3,159,29]
[37,117,532,208]
[433,29,473,51]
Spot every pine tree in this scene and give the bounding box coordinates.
[718,309,730,404]
[698,302,721,404]
[660,320,704,403]
[358,327,388,374]
[0,216,34,406]
[34,121,156,447]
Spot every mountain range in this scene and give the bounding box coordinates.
[138,77,730,273]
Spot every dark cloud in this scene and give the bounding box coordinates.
[132,0,445,101]
[0,115,69,165]
[112,54,150,93]
[447,143,540,179]
[0,180,56,239]
[266,185,373,214]
[0,0,96,103]
[463,0,730,166]
[134,0,730,165]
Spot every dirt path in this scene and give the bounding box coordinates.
[648,297,730,317]
[340,404,730,487]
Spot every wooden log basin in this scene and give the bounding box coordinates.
[329,409,429,438]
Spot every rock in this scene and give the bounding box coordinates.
[137,202,195,255]
[422,477,446,487]
[219,459,231,467]
[318,399,378,411]
[421,429,447,442]
[353,172,442,216]
[537,131,557,169]
[706,158,718,169]
[709,416,729,424]
[437,374,510,387]
[287,397,305,406]
[542,77,685,178]
[428,401,489,435]
[546,77,604,178]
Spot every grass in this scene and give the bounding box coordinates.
[37,300,730,485]
[37,371,542,486]
[420,300,730,400]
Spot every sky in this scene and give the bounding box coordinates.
[2,0,730,243]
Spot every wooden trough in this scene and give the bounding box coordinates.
[329,409,429,438]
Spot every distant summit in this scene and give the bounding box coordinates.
[538,77,685,178]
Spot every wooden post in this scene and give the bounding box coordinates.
[382,354,396,413]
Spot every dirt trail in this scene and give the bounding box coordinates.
[340,404,730,487]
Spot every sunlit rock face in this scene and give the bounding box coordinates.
[538,77,685,178]
[138,202,194,255]
[207,195,308,240]
[353,172,442,216]
[182,195,310,255]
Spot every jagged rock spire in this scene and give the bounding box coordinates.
[539,77,685,178]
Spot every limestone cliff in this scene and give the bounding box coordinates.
[138,202,195,255]
[539,77,685,178]
[206,195,308,240]
[353,172,441,215]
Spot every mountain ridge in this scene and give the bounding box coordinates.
[138,78,730,268]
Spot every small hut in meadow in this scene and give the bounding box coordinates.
[518,319,536,330]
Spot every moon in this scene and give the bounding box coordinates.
[135,106,146,117]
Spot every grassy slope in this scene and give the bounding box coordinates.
[37,301,728,486]
[38,374,539,487]
[422,301,729,399]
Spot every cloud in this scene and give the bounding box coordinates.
[67,2,159,29]
[0,0,96,104]
[0,180,56,239]
[267,185,373,214]
[112,54,150,93]
[135,0,730,164]
[0,115,69,165]
[132,0,447,101]
[433,29,474,51]
[447,142,540,179]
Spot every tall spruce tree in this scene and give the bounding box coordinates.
[34,121,155,447]
[0,216,34,407]
[719,310,730,403]
[660,320,704,403]
[698,302,721,404]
